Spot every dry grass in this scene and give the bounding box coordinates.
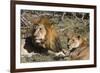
[20,10,89,63]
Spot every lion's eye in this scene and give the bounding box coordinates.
[70,39,74,42]
[39,28,42,30]
[72,39,74,41]
[33,26,36,29]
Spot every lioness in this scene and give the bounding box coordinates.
[67,34,89,60]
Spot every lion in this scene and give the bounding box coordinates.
[31,16,65,56]
[21,15,66,60]
[67,34,89,60]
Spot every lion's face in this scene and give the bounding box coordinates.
[31,16,63,54]
[67,35,82,50]
[67,34,89,60]
[32,24,46,44]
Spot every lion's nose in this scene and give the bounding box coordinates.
[34,30,39,37]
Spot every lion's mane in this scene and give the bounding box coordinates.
[32,16,62,53]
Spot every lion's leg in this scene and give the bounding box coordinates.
[48,50,66,57]
[55,51,66,57]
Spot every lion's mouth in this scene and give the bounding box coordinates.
[34,38,46,47]
[35,39,41,42]
[34,38,43,43]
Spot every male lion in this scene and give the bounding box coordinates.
[31,16,65,56]
[67,34,89,60]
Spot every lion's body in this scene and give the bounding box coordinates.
[67,34,89,60]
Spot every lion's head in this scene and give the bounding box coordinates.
[67,35,82,50]
[67,33,89,60]
[32,16,62,52]
[67,34,88,50]
[32,23,46,44]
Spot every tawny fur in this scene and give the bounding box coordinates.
[67,34,89,60]
[32,16,62,53]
